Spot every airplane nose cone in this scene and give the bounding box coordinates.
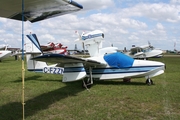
[148,61,165,69]
[132,59,165,78]
[150,49,163,56]
[133,59,165,68]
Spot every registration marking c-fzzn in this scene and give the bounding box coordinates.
[43,67,64,74]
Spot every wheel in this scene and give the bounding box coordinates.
[146,78,153,85]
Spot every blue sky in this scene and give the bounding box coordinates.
[0,0,180,50]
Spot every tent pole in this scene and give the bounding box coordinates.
[21,0,25,119]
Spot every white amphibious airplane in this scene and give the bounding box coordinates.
[125,43,163,59]
[0,45,11,62]
[26,30,165,88]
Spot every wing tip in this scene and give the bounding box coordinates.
[70,0,83,9]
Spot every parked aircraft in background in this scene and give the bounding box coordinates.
[173,42,180,54]
[125,42,163,59]
[0,51,11,62]
[174,49,180,54]
[41,42,68,54]
[0,45,11,62]
[25,30,165,88]
[27,34,68,55]
[0,45,7,50]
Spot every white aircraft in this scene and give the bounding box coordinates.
[0,45,11,62]
[125,43,163,59]
[0,51,11,62]
[25,30,165,88]
[0,45,7,50]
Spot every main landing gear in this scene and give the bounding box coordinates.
[146,78,154,85]
[82,78,92,89]
[82,67,93,89]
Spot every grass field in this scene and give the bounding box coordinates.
[0,56,180,120]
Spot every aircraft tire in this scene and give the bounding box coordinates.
[146,78,153,85]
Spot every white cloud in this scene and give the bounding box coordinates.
[119,18,147,29]
[120,3,180,22]
[128,35,139,40]
[0,29,5,34]
[170,0,180,4]
[1,0,180,50]
[0,18,6,23]
[156,23,164,30]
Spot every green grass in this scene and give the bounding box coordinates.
[0,56,180,120]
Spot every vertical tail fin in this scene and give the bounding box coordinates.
[26,33,47,72]
[26,33,43,54]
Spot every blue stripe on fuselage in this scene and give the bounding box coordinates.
[87,65,163,74]
[28,69,43,72]
[27,65,163,75]
[64,67,86,73]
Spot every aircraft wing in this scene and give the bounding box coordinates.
[0,0,83,22]
[32,54,106,67]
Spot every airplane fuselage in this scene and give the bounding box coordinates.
[63,57,165,81]
[25,30,165,86]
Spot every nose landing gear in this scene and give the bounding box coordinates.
[146,78,154,85]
